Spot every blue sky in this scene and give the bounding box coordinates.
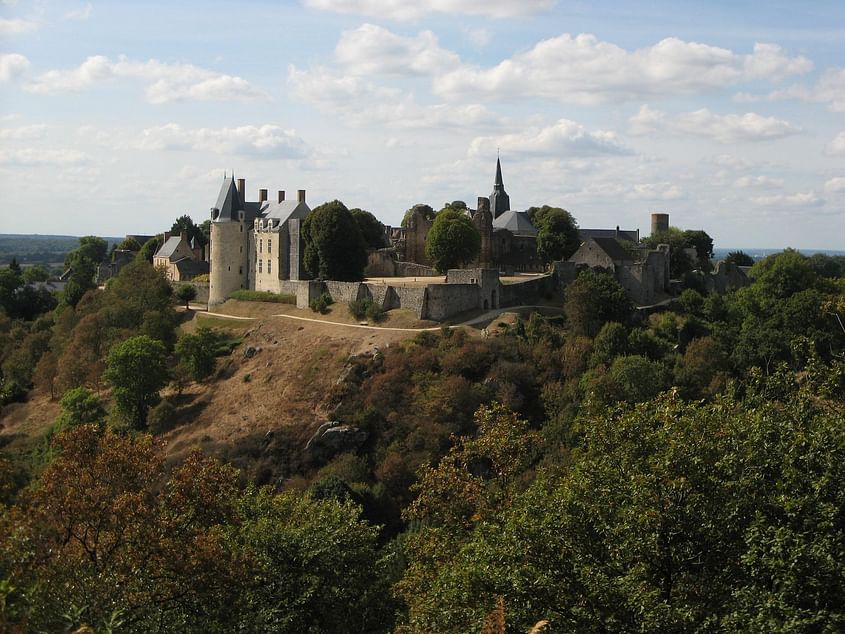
[1,0,843,249]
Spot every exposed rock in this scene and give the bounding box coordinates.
[305,421,369,460]
[243,346,258,359]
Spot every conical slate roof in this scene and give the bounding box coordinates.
[212,176,242,221]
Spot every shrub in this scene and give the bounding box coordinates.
[310,292,334,314]
[147,397,177,435]
[349,298,386,322]
[229,290,296,304]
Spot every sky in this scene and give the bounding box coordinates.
[0,0,843,249]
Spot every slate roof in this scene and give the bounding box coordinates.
[213,176,242,221]
[591,237,633,262]
[174,258,209,278]
[261,199,310,225]
[579,228,639,243]
[492,210,537,236]
[154,236,183,260]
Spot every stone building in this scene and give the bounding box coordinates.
[153,231,209,282]
[208,175,311,305]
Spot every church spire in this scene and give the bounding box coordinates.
[494,156,504,189]
[489,155,510,219]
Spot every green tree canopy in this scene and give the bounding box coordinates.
[171,214,206,247]
[641,227,696,278]
[103,335,169,430]
[564,269,633,337]
[724,249,754,267]
[175,283,197,309]
[55,386,106,431]
[350,208,387,249]
[63,236,108,307]
[137,235,163,263]
[175,327,217,382]
[303,200,368,281]
[425,208,481,274]
[530,206,580,263]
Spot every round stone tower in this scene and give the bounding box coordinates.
[651,212,669,236]
[208,175,250,306]
[209,218,248,306]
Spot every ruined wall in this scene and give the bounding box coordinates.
[395,262,439,277]
[404,207,433,266]
[424,284,479,321]
[324,281,366,304]
[569,240,616,269]
[365,250,397,277]
[499,275,552,307]
[705,261,751,294]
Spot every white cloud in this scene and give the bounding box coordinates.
[0,53,30,81]
[736,66,845,112]
[0,124,47,140]
[468,118,630,158]
[751,190,824,208]
[65,3,93,20]
[137,123,310,159]
[0,148,89,166]
[830,131,845,155]
[288,64,499,129]
[335,23,459,76]
[734,175,783,189]
[0,17,37,34]
[303,0,556,21]
[434,35,812,104]
[627,182,685,201]
[25,55,267,103]
[630,105,801,143]
[824,177,845,193]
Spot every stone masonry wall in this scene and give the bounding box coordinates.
[424,284,479,321]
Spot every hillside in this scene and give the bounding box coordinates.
[161,301,429,468]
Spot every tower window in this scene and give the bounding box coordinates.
[259,239,263,253]
[268,239,272,254]
[267,260,271,275]
[258,260,262,273]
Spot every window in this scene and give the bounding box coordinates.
[258,259,262,273]
[268,239,272,254]
[267,260,271,275]
[259,239,263,253]
[238,266,242,275]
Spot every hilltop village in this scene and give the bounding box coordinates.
[187,158,747,321]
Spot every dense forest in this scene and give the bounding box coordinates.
[0,236,844,632]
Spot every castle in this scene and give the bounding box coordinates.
[208,175,311,306]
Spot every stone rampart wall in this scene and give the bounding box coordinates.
[499,275,552,307]
[324,281,366,304]
[424,284,478,321]
[395,261,439,277]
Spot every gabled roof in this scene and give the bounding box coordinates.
[154,236,182,260]
[591,237,633,262]
[261,199,310,225]
[579,228,639,243]
[492,210,537,236]
[173,258,209,278]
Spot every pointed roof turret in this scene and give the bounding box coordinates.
[212,175,242,222]
[489,156,511,219]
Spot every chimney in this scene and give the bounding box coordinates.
[278,190,285,203]
[164,231,171,242]
[259,188,268,203]
[237,178,245,197]
[615,225,620,238]
[477,196,490,214]
[298,189,306,203]
[180,230,188,243]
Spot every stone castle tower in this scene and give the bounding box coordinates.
[489,157,511,219]
[209,174,311,306]
[209,176,251,306]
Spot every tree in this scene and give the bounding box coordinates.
[116,236,141,252]
[63,236,107,307]
[55,386,106,431]
[350,208,387,249]
[682,229,714,272]
[175,327,217,381]
[175,283,197,309]
[21,265,49,284]
[725,250,754,267]
[425,208,481,273]
[171,214,206,247]
[137,235,163,263]
[303,200,368,281]
[531,206,580,264]
[564,269,633,337]
[641,227,694,278]
[103,335,168,430]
